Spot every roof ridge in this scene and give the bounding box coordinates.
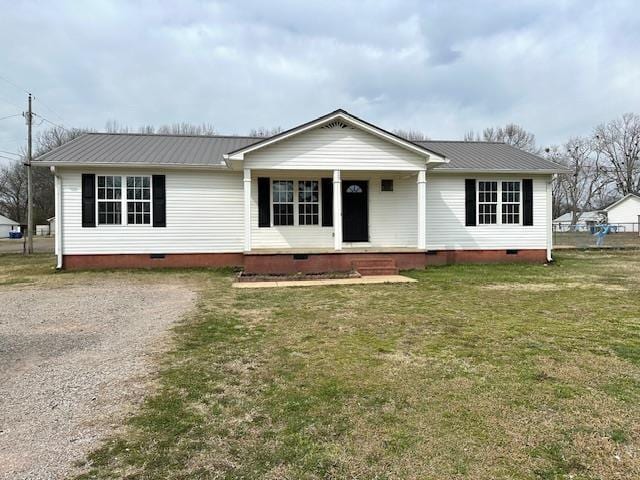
[86,132,264,140]
[419,140,506,144]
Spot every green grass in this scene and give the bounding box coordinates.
[2,251,640,479]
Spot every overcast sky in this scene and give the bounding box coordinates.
[1,0,639,163]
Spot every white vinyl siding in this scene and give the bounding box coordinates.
[243,125,427,171]
[60,168,244,254]
[606,195,640,232]
[426,174,550,250]
[250,172,418,249]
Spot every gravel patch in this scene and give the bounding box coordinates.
[0,280,196,480]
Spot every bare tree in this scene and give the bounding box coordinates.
[465,123,539,153]
[156,122,216,135]
[559,137,609,224]
[593,113,640,196]
[0,126,88,224]
[393,129,430,141]
[248,127,283,138]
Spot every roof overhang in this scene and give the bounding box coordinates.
[603,193,640,211]
[31,161,229,170]
[223,109,448,169]
[429,168,565,175]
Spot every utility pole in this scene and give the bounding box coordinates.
[25,93,33,254]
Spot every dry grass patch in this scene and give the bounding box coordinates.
[5,251,637,479]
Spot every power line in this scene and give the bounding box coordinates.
[33,112,68,131]
[0,74,31,95]
[0,150,20,157]
[0,73,66,123]
[0,154,19,161]
[0,113,21,121]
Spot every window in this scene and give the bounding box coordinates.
[501,181,521,224]
[126,176,151,225]
[97,175,122,225]
[346,184,363,193]
[478,181,497,224]
[273,180,294,226]
[298,180,319,225]
[381,179,394,192]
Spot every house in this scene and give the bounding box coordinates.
[603,193,640,232]
[553,211,603,232]
[0,214,20,238]
[48,216,56,234]
[32,109,566,273]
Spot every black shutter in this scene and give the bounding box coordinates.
[258,177,270,227]
[152,175,166,227]
[465,179,476,226]
[522,179,533,226]
[81,173,96,227]
[321,177,333,226]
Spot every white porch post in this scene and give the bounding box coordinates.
[417,169,427,250]
[333,170,342,251]
[243,168,251,252]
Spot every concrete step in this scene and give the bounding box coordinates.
[356,266,400,276]
[352,257,399,276]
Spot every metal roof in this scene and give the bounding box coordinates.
[0,214,19,225]
[418,141,566,172]
[33,132,567,173]
[33,133,261,167]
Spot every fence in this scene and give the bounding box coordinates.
[553,222,640,249]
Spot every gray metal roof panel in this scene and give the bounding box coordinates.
[418,140,566,172]
[33,133,262,167]
[33,133,566,172]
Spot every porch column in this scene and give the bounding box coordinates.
[243,168,251,252]
[333,170,342,251]
[417,169,427,250]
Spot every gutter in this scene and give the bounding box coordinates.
[51,166,63,269]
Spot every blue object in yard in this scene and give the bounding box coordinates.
[593,224,610,247]
[9,231,22,239]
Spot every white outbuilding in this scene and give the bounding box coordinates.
[604,193,640,232]
[0,214,20,238]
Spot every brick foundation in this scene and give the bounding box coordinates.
[63,253,244,270]
[424,249,548,266]
[62,249,548,271]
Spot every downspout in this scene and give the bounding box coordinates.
[51,166,63,269]
[546,175,554,263]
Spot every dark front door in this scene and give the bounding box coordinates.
[342,180,368,242]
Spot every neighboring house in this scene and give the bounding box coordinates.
[0,215,20,238]
[603,193,640,232]
[48,216,56,234]
[553,211,603,232]
[32,109,566,273]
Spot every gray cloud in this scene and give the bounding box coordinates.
[1,0,639,162]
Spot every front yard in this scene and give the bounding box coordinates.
[2,251,640,479]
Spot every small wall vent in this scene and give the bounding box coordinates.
[322,120,350,129]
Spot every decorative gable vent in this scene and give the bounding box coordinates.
[322,120,351,129]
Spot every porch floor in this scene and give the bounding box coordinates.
[246,247,426,255]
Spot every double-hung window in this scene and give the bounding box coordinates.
[501,181,520,224]
[477,180,522,225]
[96,175,152,225]
[478,181,498,224]
[273,180,294,226]
[126,176,151,225]
[298,180,319,225]
[97,175,122,225]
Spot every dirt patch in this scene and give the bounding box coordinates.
[483,282,628,292]
[0,280,196,480]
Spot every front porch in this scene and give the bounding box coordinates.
[242,169,428,254]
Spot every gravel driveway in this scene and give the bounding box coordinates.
[0,280,196,479]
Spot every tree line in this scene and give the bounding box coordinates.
[1,114,638,226]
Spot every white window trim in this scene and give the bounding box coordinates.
[271,178,323,227]
[476,180,522,226]
[125,175,153,226]
[501,181,522,225]
[96,174,153,226]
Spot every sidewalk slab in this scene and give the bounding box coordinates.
[233,275,417,289]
